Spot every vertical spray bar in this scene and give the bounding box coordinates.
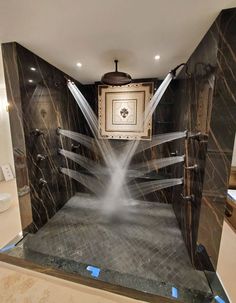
[183,133,194,261]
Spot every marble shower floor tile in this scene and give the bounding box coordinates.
[6,193,212,300]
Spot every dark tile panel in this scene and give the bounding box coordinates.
[170,8,236,270]
[170,18,220,265]
[197,8,236,268]
[197,195,226,267]
[2,9,236,277]
[2,42,89,231]
[202,151,232,196]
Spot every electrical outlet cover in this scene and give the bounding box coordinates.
[1,164,14,181]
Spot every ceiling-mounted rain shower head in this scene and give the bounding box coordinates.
[101,60,132,86]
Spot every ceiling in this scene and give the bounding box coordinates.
[0,48,6,89]
[0,0,236,84]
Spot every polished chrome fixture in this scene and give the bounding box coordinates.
[71,144,80,152]
[31,128,44,136]
[187,131,208,142]
[36,154,46,161]
[181,194,195,202]
[170,150,179,156]
[39,178,47,187]
[184,164,198,172]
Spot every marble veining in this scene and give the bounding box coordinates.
[2,43,177,231]
[1,9,235,302]
[2,43,88,231]
[6,193,212,303]
[170,8,236,269]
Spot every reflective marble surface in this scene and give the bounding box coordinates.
[4,194,213,303]
[170,8,236,269]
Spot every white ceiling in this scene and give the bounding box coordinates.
[0,0,236,84]
[0,48,4,88]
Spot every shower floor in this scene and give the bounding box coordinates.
[8,193,211,298]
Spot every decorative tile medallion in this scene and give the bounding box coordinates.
[98,83,153,140]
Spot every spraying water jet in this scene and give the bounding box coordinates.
[60,64,187,217]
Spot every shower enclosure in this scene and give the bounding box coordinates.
[1,8,236,302]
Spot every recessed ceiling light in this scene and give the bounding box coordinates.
[76,62,82,68]
[154,55,160,60]
[28,79,33,83]
[30,67,36,71]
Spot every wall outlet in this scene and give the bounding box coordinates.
[1,164,14,181]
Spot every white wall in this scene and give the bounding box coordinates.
[0,47,15,181]
[216,133,236,302]
[232,134,236,167]
[0,47,22,248]
[217,221,236,303]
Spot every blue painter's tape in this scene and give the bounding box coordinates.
[171,287,178,298]
[214,296,225,303]
[86,265,101,278]
[0,243,15,253]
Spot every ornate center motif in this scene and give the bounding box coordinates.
[120,107,129,118]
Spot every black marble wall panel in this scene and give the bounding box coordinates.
[2,42,177,235]
[197,8,236,269]
[170,8,236,269]
[2,42,88,231]
[3,7,235,272]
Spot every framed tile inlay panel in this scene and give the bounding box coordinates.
[98,83,153,140]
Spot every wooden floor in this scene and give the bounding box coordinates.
[0,261,146,303]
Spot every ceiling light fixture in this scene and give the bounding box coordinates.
[154,55,160,60]
[76,62,82,68]
[28,79,33,83]
[101,60,132,86]
[30,67,36,71]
